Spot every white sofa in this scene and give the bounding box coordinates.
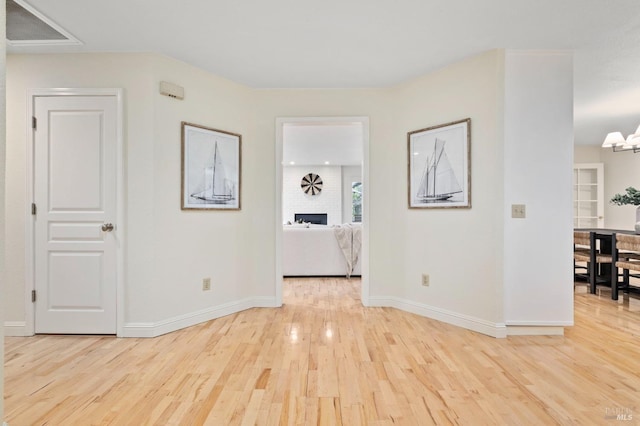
[282,224,362,277]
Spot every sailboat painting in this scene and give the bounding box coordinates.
[408,119,471,209]
[181,122,241,210]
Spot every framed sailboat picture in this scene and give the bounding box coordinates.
[408,118,471,209]
[181,122,241,210]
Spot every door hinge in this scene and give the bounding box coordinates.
[32,290,36,303]
[32,116,37,130]
[31,203,37,215]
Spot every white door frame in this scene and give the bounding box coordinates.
[275,116,370,306]
[25,88,125,336]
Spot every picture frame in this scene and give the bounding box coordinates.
[181,122,241,210]
[408,118,471,209]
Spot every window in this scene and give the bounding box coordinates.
[352,182,362,222]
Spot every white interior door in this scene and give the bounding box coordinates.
[33,95,118,334]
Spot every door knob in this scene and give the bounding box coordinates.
[101,223,114,232]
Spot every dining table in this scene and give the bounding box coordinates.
[575,228,638,299]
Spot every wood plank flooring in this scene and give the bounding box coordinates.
[4,279,640,425]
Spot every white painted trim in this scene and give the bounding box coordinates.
[121,297,278,338]
[368,297,569,337]
[24,90,35,337]
[275,116,371,305]
[360,120,370,306]
[114,90,125,337]
[25,88,125,337]
[368,296,508,338]
[274,121,284,305]
[3,321,28,337]
[505,320,573,326]
[506,326,565,336]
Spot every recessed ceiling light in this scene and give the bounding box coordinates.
[289,161,295,165]
[324,161,330,165]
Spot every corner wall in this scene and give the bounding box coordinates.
[4,49,574,339]
[372,50,507,335]
[142,54,262,334]
[4,54,265,338]
[503,51,574,329]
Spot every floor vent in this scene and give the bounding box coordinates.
[7,0,81,46]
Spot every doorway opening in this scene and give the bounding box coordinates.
[275,117,370,305]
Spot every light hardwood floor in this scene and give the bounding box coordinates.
[4,279,640,425]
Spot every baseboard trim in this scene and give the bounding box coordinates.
[367,297,571,338]
[504,320,571,336]
[505,320,573,326]
[4,321,28,337]
[8,299,566,339]
[368,296,508,338]
[506,326,565,336]
[121,297,279,338]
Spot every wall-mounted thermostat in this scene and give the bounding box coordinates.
[159,81,184,100]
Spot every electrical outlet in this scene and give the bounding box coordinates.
[202,278,211,291]
[511,204,526,219]
[422,273,430,286]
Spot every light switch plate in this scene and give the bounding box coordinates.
[511,204,526,219]
[202,278,211,291]
[422,274,429,286]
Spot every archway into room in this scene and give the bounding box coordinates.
[275,117,370,305]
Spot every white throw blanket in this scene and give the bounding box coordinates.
[332,224,362,277]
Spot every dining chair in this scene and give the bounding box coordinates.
[573,231,613,294]
[612,233,640,300]
[573,231,591,282]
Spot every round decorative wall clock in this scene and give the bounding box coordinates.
[301,173,323,195]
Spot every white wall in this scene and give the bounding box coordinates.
[574,145,600,163]
[283,166,342,225]
[5,53,264,337]
[147,55,260,326]
[503,51,574,328]
[262,51,521,336]
[4,49,575,339]
[383,50,507,332]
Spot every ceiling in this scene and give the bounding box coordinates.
[283,123,363,166]
[8,0,640,147]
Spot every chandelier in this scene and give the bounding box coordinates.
[602,127,640,153]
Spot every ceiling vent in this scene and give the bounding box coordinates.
[7,0,81,46]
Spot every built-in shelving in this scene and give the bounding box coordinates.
[573,163,604,228]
